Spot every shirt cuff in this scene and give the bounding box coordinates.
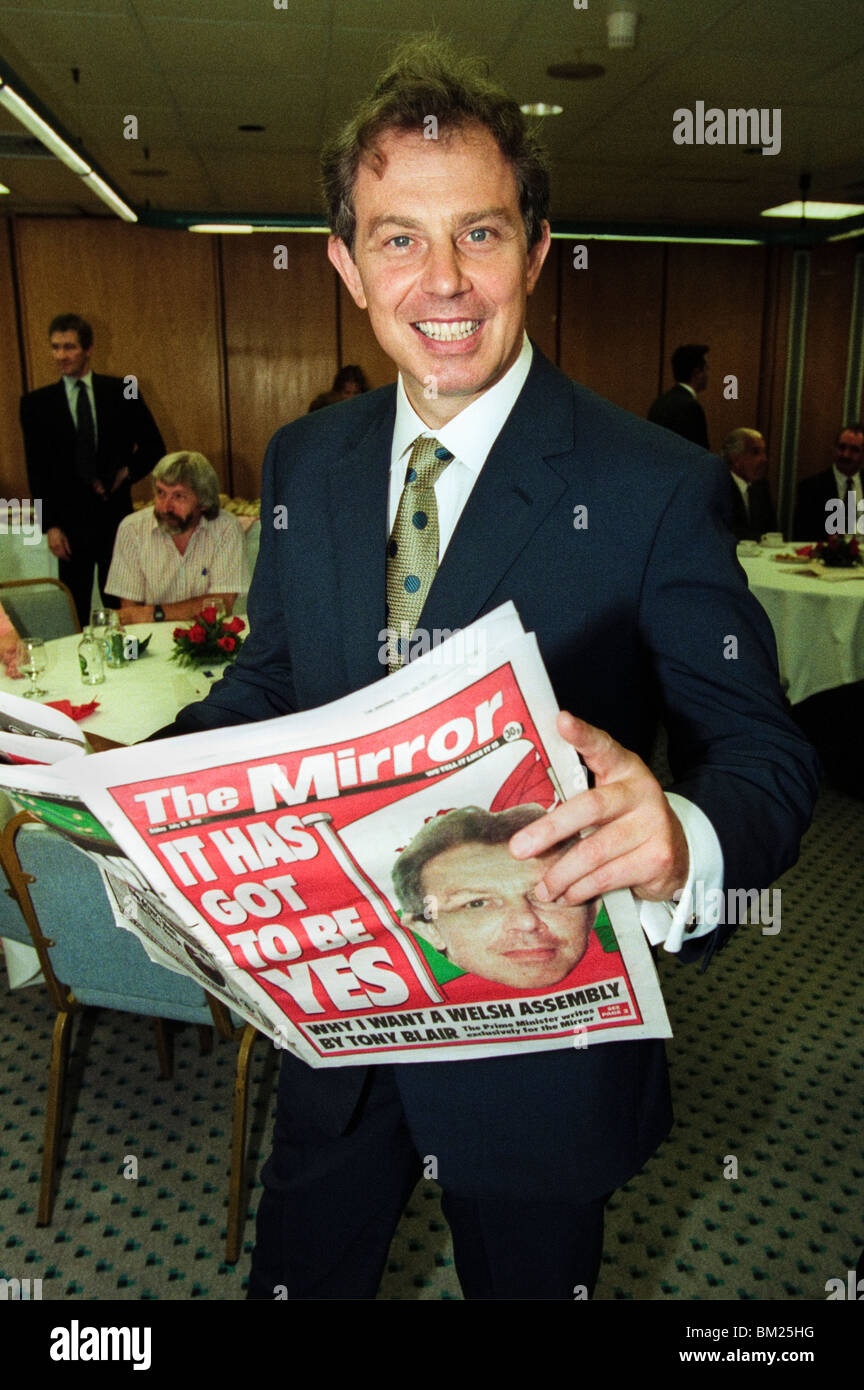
[638,792,724,953]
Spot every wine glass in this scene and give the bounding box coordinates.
[16,637,48,698]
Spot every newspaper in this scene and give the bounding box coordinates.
[0,604,672,1066]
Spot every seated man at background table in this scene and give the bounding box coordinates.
[722,427,778,541]
[793,422,864,540]
[106,450,247,625]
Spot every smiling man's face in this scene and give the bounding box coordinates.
[418,839,595,990]
[327,124,550,429]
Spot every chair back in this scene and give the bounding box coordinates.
[5,815,214,1024]
[0,795,37,948]
[0,578,81,639]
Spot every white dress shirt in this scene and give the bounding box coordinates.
[388,334,724,952]
[832,465,862,520]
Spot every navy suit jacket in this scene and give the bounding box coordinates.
[728,474,779,541]
[170,348,818,1202]
[20,374,165,541]
[647,383,709,450]
[793,466,860,541]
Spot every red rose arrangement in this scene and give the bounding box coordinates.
[171,608,246,667]
[802,536,863,569]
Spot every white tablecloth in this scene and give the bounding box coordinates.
[0,624,232,987]
[739,547,864,705]
[0,623,226,743]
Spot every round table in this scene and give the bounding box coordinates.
[738,545,864,705]
[0,624,230,986]
[0,623,227,746]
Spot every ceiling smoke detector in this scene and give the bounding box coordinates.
[607,7,638,51]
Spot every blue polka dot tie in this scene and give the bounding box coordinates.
[385,436,454,672]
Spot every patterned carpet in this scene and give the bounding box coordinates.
[1,779,861,1302]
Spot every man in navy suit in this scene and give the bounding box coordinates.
[648,344,711,449]
[793,423,864,540]
[166,41,818,1299]
[20,313,165,624]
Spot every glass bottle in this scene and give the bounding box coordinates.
[78,627,105,685]
[105,613,126,668]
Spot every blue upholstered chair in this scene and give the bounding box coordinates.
[0,811,260,1262]
[0,577,81,638]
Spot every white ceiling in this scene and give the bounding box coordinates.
[0,0,863,231]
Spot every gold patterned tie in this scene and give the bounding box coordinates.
[385,435,454,672]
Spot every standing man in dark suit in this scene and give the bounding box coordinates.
[19,313,165,624]
[648,343,710,449]
[793,422,864,540]
[163,40,818,1299]
[722,427,779,540]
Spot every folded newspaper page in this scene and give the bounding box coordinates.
[0,605,672,1066]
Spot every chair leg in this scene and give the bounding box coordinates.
[153,1018,174,1078]
[38,1009,74,1226]
[197,1025,214,1056]
[225,1025,258,1264]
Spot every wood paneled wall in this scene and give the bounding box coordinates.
[797,241,860,475]
[663,244,769,450]
[0,217,860,520]
[222,233,339,500]
[12,219,225,506]
[559,241,664,418]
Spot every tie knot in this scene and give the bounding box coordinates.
[404,436,453,490]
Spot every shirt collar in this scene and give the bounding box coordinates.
[392,333,534,473]
[63,370,93,397]
[676,380,697,399]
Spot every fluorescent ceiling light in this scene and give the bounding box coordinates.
[0,80,91,175]
[82,171,137,222]
[761,200,864,219]
[519,102,563,116]
[827,224,864,243]
[189,224,255,233]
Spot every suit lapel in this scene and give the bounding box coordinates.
[327,395,396,689]
[52,379,76,447]
[420,352,573,636]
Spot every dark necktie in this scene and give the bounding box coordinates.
[845,474,856,535]
[385,436,453,672]
[74,379,97,482]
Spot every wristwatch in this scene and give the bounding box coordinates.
[153,604,165,622]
